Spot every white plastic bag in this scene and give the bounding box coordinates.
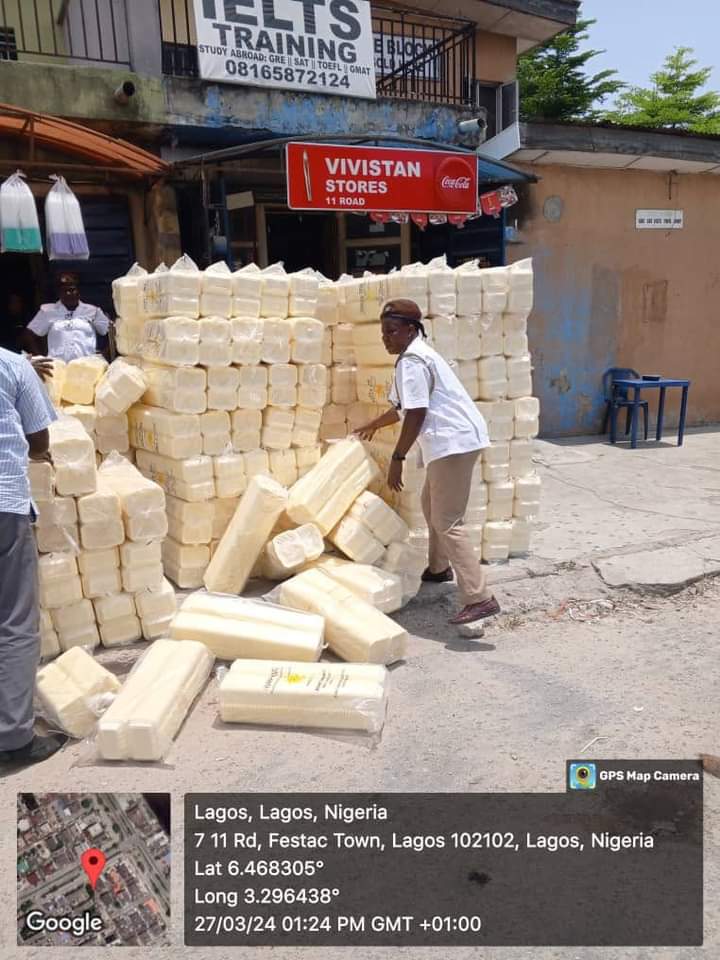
[45,175,89,260]
[0,171,42,253]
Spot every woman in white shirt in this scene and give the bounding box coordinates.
[24,273,110,363]
[356,299,500,627]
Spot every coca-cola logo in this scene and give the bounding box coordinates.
[436,156,476,212]
[441,175,472,190]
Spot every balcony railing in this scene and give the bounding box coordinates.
[158,0,479,107]
[0,0,130,66]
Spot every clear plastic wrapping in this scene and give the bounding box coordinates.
[45,175,89,260]
[35,647,120,738]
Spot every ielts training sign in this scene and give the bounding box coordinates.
[286,143,479,214]
[193,0,376,99]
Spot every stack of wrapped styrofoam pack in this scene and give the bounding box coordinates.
[30,425,176,661]
[112,256,328,589]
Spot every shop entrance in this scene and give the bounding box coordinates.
[265,209,338,277]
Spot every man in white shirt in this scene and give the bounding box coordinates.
[356,299,501,627]
[25,272,110,363]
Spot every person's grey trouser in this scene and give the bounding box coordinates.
[0,512,40,751]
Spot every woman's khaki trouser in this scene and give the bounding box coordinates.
[420,449,491,606]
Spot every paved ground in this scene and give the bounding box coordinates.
[3,429,719,959]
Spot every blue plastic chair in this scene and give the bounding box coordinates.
[601,367,649,440]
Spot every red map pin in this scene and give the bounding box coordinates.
[80,848,107,890]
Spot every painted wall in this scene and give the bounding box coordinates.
[509,163,720,436]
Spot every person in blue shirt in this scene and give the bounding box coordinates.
[0,347,66,767]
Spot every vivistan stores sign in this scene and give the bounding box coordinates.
[286,142,479,214]
[193,0,376,99]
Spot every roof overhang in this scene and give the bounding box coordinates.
[0,103,170,179]
[390,0,579,50]
[510,122,720,174]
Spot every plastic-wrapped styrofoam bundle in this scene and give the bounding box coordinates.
[35,521,79,555]
[62,403,96,438]
[316,274,339,326]
[351,323,387,367]
[61,356,108,405]
[290,317,324,364]
[95,359,147,415]
[99,614,142,648]
[379,539,426,580]
[503,331,529,357]
[93,592,135,625]
[166,495,214,544]
[135,449,215,502]
[267,363,297,407]
[95,413,130,456]
[345,402,382,435]
[388,262,428,301]
[212,497,239,541]
[482,442,510,483]
[503,312,529,336]
[329,515,385,564]
[479,314,504,357]
[36,646,121,738]
[286,437,380,535]
[508,258,534,313]
[477,355,508,402]
[204,475,288,594]
[77,483,125,550]
[115,315,145,358]
[220,659,388,733]
[237,364,268,410]
[278,568,406,664]
[455,259,484,316]
[292,406,322,448]
[122,558,164,592]
[258,317,290,364]
[514,396,540,439]
[231,318,263,365]
[262,407,294,450]
[427,257,457,317]
[36,495,77,528]
[514,474,541,517]
[40,609,60,660]
[120,539,161,568]
[98,454,167,542]
[231,408,262,452]
[28,461,54,502]
[457,360,480,400]
[356,366,393,406]
[97,638,213,761]
[331,365,358,405]
[368,440,425,494]
[243,448,271,480]
[49,416,97,496]
[205,366,239,411]
[510,517,534,555]
[135,577,176,622]
[200,410,232,456]
[213,452,246,498]
[199,317,233,366]
[332,323,356,364]
[320,403,347,441]
[262,524,325,580]
[261,263,290,318]
[162,539,210,589]
[142,254,202,319]
[171,592,323,663]
[487,479,514,521]
[295,444,322,478]
[506,356,533,399]
[509,438,534,478]
[321,327,332,366]
[201,262,233,318]
[483,520,512,562]
[480,266,510,315]
[142,316,200,367]
[140,362,207,415]
[113,262,147,320]
[431,314,458,359]
[268,448,296,487]
[51,599,100,651]
[38,553,82,609]
[297,363,327,409]
[128,405,203,459]
[347,490,409,546]
[232,263,263,317]
[339,277,382,324]
[46,358,66,407]
[307,556,403,614]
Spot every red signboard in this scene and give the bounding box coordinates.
[286,142,478,215]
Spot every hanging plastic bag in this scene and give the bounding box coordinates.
[0,170,42,253]
[45,175,90,260]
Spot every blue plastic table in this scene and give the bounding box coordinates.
[611,379,690,449]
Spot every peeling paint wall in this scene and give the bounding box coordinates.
[509,163,720,436]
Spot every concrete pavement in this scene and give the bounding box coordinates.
[2,429,719,960]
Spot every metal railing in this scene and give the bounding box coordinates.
[373,7,478,107]
[158,0,198,78]
[0,0,130,65]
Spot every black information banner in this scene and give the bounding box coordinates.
[184,760,702,947]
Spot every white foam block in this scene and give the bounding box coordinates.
[162,540,210,590]
[263,524,325,579]
[307,556,404,614]
[36,646,121,738]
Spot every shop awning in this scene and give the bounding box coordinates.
[173,134,536,186]
[0,103,170,178]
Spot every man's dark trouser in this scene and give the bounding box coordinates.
[0,512,40,751]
